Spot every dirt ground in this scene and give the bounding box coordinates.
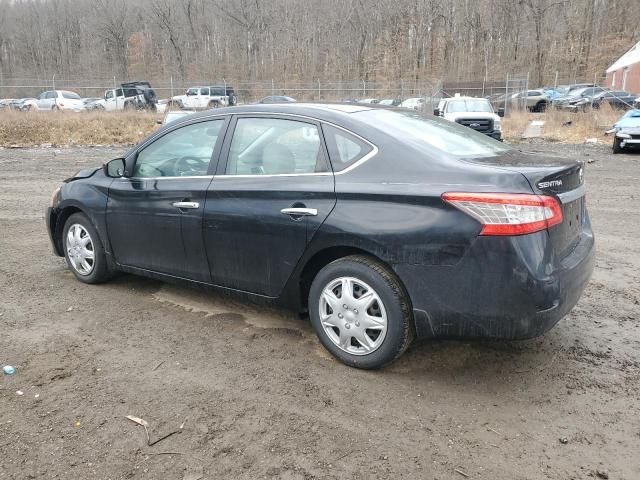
[0,142,639,480]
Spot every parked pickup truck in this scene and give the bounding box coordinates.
[170,85,237,109]
[434,95,504,140]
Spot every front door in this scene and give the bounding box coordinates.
[204,115,336,296]
[107,118,228,282]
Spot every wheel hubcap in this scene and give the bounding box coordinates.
[65,224,95,276]
[319,277,387,355]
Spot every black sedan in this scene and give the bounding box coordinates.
[46,104,594,369]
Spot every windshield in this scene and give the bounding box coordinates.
[445,99,493,113]
[356,109,511,158]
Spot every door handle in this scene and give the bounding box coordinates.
[172,201,200,209]
[280,207,318,216]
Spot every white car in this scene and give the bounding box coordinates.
[170,86,235,109]
[435,95,503,140]
[33,90,84,111]
[400,97,426,110]
[358,98,379,104]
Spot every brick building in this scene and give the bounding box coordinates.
[605,41,640,93]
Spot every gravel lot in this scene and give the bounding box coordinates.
[0,143,639,480]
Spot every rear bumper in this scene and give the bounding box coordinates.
[395,225,595,340]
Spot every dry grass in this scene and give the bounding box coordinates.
[0,105,626,147]
[0,110,160,147]
[503,103,621,144]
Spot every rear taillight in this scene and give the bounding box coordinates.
[442,192,562,236]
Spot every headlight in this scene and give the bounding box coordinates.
[50,186,61,207]
[617,132,631,139]
[494,120,502,131]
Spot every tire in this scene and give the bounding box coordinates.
[308,255,414,369]
[52,105,60,111]
[208,100,220,109]
[62,213,114,284]
[536,101,547,113]
[613,137,624,154]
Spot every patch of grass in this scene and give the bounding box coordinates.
[0,110,160,147]
[503,104,622,144]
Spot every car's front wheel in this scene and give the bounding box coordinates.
[613,137,624,154]
[63,213,113,284]
[309,255,413,369]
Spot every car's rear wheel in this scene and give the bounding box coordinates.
[208,100,220,109]
[613,137,624,154]
[63,213,113,284]
[308,255,413,369]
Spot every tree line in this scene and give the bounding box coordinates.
[0,0,638,89]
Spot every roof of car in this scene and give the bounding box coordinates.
[189,103,374,118]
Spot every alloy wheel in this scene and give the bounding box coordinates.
[318,277,387,355]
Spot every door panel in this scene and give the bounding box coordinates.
[204,115,336,296]
[107,118,227,281]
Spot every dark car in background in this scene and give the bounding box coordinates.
[566,90,636,111]
[46,104,594,369]
[552,86,606,108]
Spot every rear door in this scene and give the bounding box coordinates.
[107,117,229,282]
[203,114,336,296]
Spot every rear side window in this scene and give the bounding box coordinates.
[62,92,81,100]
[226,118,326,175]
[322,124,372,172]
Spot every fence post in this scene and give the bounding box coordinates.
[271,78,275,96]
[362,79,366,98]
[52,74,56,90]
[170,76,173,100]
[554,71,558,89]
[400,78,404,100]
[318,79,321,101]
[504,72,509,115]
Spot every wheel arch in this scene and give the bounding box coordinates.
[52,205,85,255]
[296,245,409,313]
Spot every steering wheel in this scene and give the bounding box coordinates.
[175,156,209,176]
[136,163,164,177]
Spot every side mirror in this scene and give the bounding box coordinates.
[497,107,505,117]
[104,158,126,178]
[433,108,440,116]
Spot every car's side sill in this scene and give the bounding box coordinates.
[116,264,280,305]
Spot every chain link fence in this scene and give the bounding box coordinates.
[1,71,625,113]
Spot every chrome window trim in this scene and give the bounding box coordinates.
[123,175,214,181]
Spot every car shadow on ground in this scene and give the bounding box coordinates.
[102,272,574,386]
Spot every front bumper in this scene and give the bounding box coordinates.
[486,130,502,141]
[394,225,595,340]
[46,206,63,256]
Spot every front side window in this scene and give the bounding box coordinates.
[105,90,114,100]
[322,124,372,172]
[133,120,224,178]
[200,87,209,96]
[226,118,326,175]
[186,88,199,96]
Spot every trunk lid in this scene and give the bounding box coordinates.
[462,150,586,257]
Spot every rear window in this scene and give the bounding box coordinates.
[356,109,511,158]
[62,91,81,100]
[322,124,372,172]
